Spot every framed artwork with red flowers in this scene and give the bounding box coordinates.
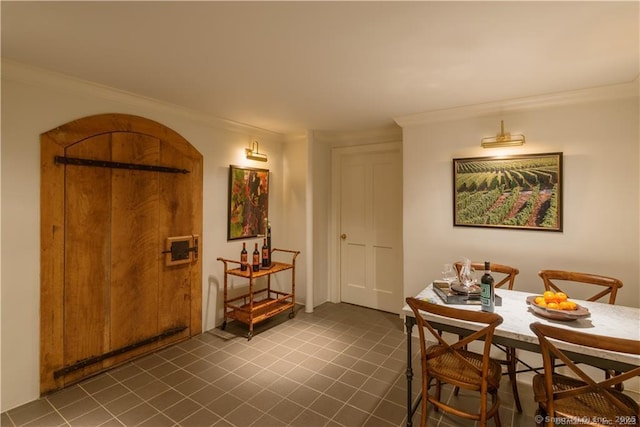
[227,165,269,240]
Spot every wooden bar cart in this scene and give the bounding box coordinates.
[217,248,299,340]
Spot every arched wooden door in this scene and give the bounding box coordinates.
[40,114,203,394]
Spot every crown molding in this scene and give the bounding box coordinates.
[394,77,640,127]
[311,125,402,146]
[1,59,283,139]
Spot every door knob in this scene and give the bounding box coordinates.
[340,234,347,240]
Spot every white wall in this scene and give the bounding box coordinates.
[398,81,640,307]
[0,61,304,411]
[281,133,310,307]
[309,133,331,307]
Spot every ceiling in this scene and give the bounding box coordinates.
[2,1,638,135]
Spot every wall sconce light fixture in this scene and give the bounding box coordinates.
[481,120,525,148]
[245,140,268,162]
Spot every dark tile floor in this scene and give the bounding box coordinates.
[1,302,538,426]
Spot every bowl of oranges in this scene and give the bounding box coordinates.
[526,291,590,321]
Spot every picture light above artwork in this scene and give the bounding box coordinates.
[481,120,526,148]
[246,140,268,162]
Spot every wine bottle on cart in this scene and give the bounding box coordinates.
[252,243,260,272]
[262,238,270,268]
[480,261,495,312]
[240,242,248,271]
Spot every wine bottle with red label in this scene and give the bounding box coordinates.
[252,243,260,272]
[262,238,269,267]
[240,242,248,271]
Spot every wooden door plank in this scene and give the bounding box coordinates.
[110,133,160,350]
[188,150,203,335]
[158,141,193,339]
[62,135,112,384]
[157,137,203,337]
[40,135,66,393]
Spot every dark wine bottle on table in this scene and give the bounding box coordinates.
[240,242,248,271]
[262,238,269,267]
[252,243,260,272]
[480,261,495,312]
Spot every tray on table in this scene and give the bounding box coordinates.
[431,281,502,306]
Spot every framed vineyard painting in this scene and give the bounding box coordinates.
[228,165,269,240]
[453,152,563,231]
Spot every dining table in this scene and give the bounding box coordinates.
[402,283,640,427]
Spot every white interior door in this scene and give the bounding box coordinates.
[339,147,403,313]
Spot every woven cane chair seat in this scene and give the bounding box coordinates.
[533,374,639,426]
[427,345,502,389]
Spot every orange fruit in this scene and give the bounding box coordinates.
[543,291,557,303]
[555,292,568,303]
[546,302,560,310]
[558,301,571,310]
[534,296,545,306]
[565,301,577,311]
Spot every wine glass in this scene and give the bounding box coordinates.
[460,267,476,290]
[442,264,457,284]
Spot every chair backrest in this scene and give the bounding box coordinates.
[406,297,503,387]
[537,270,622,304]
[530,322,640,418]
[454,261,519,290]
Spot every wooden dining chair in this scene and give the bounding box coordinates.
[406,297,503,427]
[454,262,519,290]
[538,269,625,386]
[537,270,623,305]
[454,261,524,412]
[529,322,640,427]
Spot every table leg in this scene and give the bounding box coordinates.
[405,315,416,427]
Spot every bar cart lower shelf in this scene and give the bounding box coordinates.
[217,248,299,340]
